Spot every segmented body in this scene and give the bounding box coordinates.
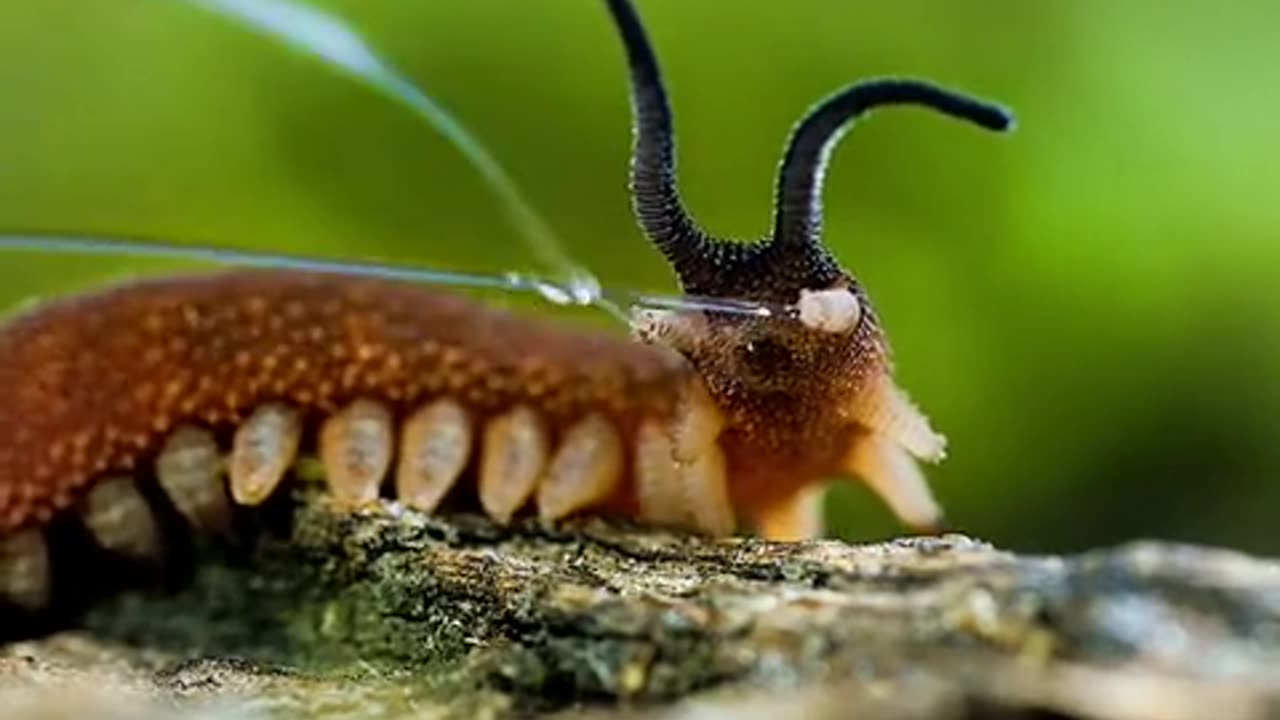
[0,268,707,517]
[0,270,759,611]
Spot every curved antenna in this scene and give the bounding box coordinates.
[772,79,1014,250]
[604,0,710,281]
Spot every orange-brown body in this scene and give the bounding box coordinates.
[0,270,694,535]
[0,268,924,543]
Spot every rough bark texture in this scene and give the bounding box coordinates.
[4,489,1280,719]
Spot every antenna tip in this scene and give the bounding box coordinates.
[985,103,1017,133]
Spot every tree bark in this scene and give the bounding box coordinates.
[3,491,1280,719]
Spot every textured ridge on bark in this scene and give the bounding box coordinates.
[4,493,1280,719]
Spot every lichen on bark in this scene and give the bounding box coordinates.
[6,488,1280,719]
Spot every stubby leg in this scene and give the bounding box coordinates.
[844,433,945,533]
[755,485,826,541]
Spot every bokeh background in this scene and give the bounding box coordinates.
[0,1,1276,554]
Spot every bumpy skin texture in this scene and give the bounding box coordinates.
[0,269,691,535]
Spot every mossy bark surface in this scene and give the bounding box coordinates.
[4,492,1280,719]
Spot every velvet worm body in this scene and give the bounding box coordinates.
[0,0,1013,614]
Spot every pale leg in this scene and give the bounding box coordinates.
[755,485,826,541]
[844,433,944,533]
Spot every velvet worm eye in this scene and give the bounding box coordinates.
[797,288,862,334]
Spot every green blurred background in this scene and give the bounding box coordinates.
[0,1,1276,554]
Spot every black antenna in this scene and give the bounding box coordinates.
[603,0,711,285]
[772,79,1013,251]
